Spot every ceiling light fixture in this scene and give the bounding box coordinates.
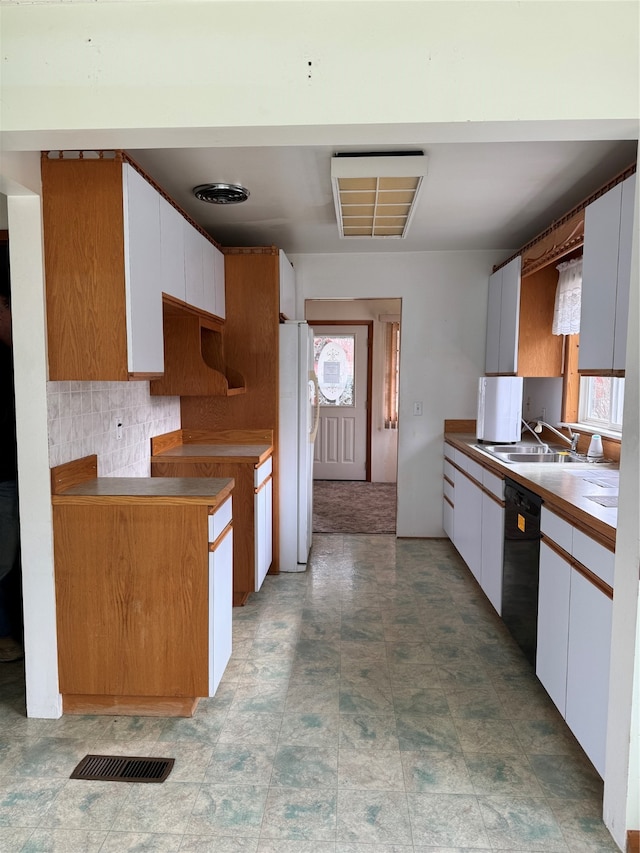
[193,183,250,204]
[331,151,427,239]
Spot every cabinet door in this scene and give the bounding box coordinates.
[254,485,268,591]
[613,174,636,371]
[213,245,226,319]
[184,221,204,311]
[485,268,502,374]
[201,239,217,316]
[579,182,622,373]
[279,249,297,319]
[565,569,612,777]
[159,195,186,302]
[498,256,521,375]
[121,164,164,374]
[209,527,233,696]
[480,492,504,615]
[536,541,571,716]
[454,472,483,583]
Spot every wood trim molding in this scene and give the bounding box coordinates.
[254,474,273,495]
[627,829,640,853]
[444,495,454,509]
[209,521,233,552]
[222,245,279,256]
[51,455,98,494]
[494,162,636,274]
[444,419,476,433]
[541,535,614,599]
[63,694,200,717]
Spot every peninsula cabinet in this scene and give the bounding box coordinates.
[42,152,226,381]
[51,456,235,717]
[536,507,614,777]
[579,173,636,375]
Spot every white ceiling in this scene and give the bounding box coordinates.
[129,139,638,256]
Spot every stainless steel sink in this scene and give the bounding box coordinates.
[506,452,583,463]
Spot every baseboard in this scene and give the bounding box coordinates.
[628,829,640,853]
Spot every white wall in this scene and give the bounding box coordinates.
[305,298,400,483]
[292,251,497,537]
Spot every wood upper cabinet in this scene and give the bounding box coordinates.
[579,173,636,375]
[486,255,563,378]
[42,153,226,381]
[42,155,165,380]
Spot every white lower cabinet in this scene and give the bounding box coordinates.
[254,460,273,592]
[446,445,504,614]
[537,541,571,715]
[480,492,504,615]
[565,569,612,778]
[536,509,614,777]
[208,524,233,696]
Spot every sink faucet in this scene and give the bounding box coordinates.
[521,419,547,447]
[536,420,581,452]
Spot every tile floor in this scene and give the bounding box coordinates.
[0,535,621,852]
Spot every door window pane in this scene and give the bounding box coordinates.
[314,335,355,406]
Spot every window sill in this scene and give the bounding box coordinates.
[564,422,622,443]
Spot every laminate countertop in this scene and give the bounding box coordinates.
[152,444,273,465]
[445,434,619,547]
[52,477,235,507]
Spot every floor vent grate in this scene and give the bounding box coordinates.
[70,754,175,783]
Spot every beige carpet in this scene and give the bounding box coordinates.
[313,480,397,534]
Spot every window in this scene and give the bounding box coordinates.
[384,321,400,429]
[578,376,624,432]
[313,334,355,407]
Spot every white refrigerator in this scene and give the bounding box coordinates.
[279,321,319,572]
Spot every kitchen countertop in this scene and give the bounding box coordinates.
[52,476,235,507]
[445,434,619,546]
[152,444,273,465]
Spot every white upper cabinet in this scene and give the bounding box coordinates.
[184,220,205,311]
[485,256,521,375]
[121,164,164,375]
[579,174,636,374]
[159,195,186,302]
[214,246,226,319]
[279,249,297,319]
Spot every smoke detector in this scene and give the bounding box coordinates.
[193,183,250,205]
[331,152,427,238]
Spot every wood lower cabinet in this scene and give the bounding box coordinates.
[51,460,234,716]
[151,431,274,607]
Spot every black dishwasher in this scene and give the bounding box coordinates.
[502,478,542,666]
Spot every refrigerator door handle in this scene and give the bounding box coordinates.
[309,372,320,442]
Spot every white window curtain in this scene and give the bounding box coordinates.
[552,256,582,335]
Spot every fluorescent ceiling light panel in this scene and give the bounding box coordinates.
[331,153,428,239]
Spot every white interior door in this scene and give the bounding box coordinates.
[312,325,368,480]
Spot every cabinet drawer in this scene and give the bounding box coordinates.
[482,469,503,500]
[541,507,573,553]
[466,458,484,485]
[444,442,455,463]
[572,529,615,587]
[444,459,455,482]
[209,497,232,544]
[453,448,469,471]
[255,456,273,487]
[443,478,454,504]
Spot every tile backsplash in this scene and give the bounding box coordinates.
[47,381,181,477]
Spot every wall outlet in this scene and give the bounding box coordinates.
[413,401,423,416]
[115,418,123,441]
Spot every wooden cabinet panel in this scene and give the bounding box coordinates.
[54,503,209,698]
